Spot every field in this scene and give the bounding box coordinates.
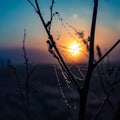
[0,64,120,120]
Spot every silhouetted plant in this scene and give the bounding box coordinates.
[11,29,36,120]
[94,44,120,120]
[28,0,120,120]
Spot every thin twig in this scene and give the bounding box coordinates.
[94,84,118,120]
[94,39,120,68]
[49,0,55,31]
[10,65,25,99]
[27,0,37,12]
[23,29,30,120]
[28,0,81,93]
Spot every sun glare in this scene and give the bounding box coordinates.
[69,42,81,56]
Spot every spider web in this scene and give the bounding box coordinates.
[46,13,89,111]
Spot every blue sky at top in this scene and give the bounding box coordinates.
[0,0,120,46]
[0,0,120,63]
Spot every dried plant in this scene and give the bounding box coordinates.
[28,0,120,120]
[11,29,36,120]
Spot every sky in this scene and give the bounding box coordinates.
[0,0,120,64]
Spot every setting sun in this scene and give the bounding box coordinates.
[69,42,81,56]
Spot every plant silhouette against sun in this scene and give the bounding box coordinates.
[28,0,120,120]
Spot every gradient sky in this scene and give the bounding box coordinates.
[0,0,120,64]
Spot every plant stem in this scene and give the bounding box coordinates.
[94,39,120,68]
[34,0,81,93]
[23,29,30,120]
[79,0,98,119]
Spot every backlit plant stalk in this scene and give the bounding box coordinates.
[28,0,120,120]
[23,29,30,120]
[27,0,81,93]
[79,1,99,119]
[11,29,31,120]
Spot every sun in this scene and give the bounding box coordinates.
[69,42,81,56]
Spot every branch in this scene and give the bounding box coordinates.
[27,0,37,12]
[23,29,30,120]
[28,0,81,93]
[94,39,120,68]
[79,1,99,119]
[10,65,25,99]
[23,29,28,64]
[94,83,118,120]
[49,0,55,31]
[84,0,98,89]
[23,29,29,81]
